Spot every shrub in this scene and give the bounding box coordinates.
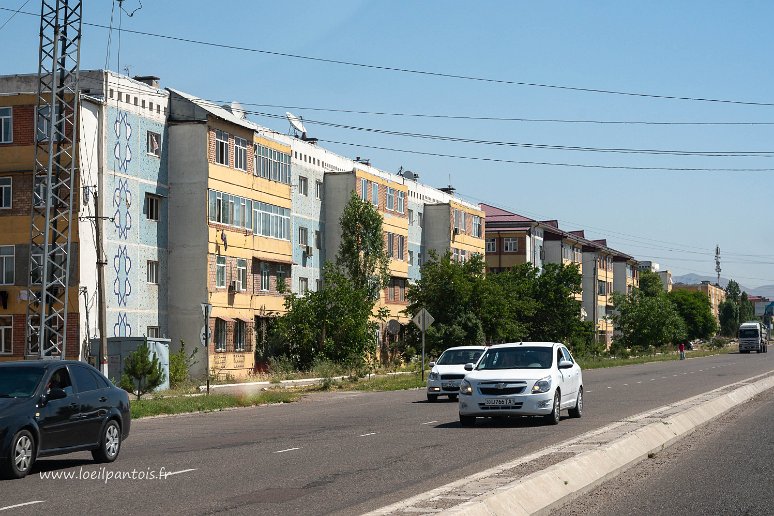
[169,340,198,388]
[120,340,165,400]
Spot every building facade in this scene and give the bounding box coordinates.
[672,281,726,323]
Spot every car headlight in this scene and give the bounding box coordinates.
[532,376,552,394]
[459,379,473,395]
[429,371,439,381]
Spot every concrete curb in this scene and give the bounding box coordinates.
[445,373,774,515]
[199,370,415,391]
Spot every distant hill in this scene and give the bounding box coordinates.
[671,274,774,299]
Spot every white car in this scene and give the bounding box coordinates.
[458,342,583,426]
[426,346,486,402]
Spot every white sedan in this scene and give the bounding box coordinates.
[458,342,583,426]
[426,346,486,402]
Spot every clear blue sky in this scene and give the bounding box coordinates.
[2,1,772,288]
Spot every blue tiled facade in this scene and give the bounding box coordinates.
[291,160,325,293]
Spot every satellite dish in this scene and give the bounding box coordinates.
[230,101,246,119]
[286,111,307,136]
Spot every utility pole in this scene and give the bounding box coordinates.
[94,188,108,376]
[715,245,722,287]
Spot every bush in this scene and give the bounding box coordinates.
[169,340,198,388]
[120,340,165,400]
[708,336,730,350]
[268,356,297,380]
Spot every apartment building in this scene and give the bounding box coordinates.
[167,90,293,378]
[480,204,546,273]
[579,236,617,346]
[672,281,726,323]
[613,254,639,296]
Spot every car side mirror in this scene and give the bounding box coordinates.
[428,362,436,369]
[464,363,474,371]
[46,388,68,401]
[558,359,573,369]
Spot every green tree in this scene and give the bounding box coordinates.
[739,291,756,323]
[336,192,390,301]
[725,280,741,304]
[610,290,687,352]
[638,269,664,297]
[528,263,586,343]
[718,299,739,337]
[667,289,718,341]
[120,340,165,400]
[169,340,199,388]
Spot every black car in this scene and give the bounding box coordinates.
[0,360,131,479]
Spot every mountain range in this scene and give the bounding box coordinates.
[671,274,774,300]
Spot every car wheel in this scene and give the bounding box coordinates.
[459,414,476,427]
[448,394,458,402]
[427,394,438,403]
[1,429,35,479]
[92,420,121,463]
[544,390,561,425]
[569,387,583,418]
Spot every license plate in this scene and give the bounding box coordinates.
[442,382,459,390]
[484,398,514,406]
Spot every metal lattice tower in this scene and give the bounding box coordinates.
[715,245,722,286]
[25,0,82,359]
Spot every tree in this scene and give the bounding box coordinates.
[725,280,741,304]
[120,340,165,400]
[638,269,664,297]
[739,291,755,323]
[610,290,687,352]
[529,263,586,343]
[718,299,739,337]
[336,192,390,301]
[667,289,718,341]
[169,340,199,388]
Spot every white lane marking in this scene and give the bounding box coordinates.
[586,390,592,393]
[637,381,642,384]
[661,376,667,379]
[0,502,45,512]
[650,378,656,381]
[607,386,612,389]
[623,384,628,386]
[673,375,678,377]
[421,421,438,425]
[274,447,300,453]
[359,432,377,437]
[163,468,197,477]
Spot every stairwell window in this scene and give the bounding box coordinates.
[0,177,10,209]
[0,107,11,143]
[215,129,229,166]
[147,131,161,157]
[0,316,11,354]
[214,319,226,352]
[146,260,159,284]
[386,187,395,211]
[234,137,247,171]
[216,256,226,288]
[371,183,379,206]
[397,191,405,214]
[0,246,13,285]
[472,216,482,237]
[234,320,246,352]
[236,259,247,291]
[260,262,270,291]
[298,176,309,196]
[146,194,160,221]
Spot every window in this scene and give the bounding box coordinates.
[472,216,482,237]
[397,235,405,260]
[277,265,286,289]
[298,176,308,196]
[36,105,63,142]
[315,230,321,249]
[418,212,423,227]
[146,194,160,221]
[316,180,323,200]
[408,250,414,265]
[0,177,9,209]
[504,238,518,252]
[253,145,291,184]
[147,326,160,338]
[29,248,63,285]
[236,259,247,291]
[486,238,496,253]
[216,256,226,288]
[71,365,99,392]
[454,210,466,233]
[597,280,606,296]
[0,107,11,143]
[397,191,405,214]
[298,226,308,246]
[0,246,11,285]
[0,316,11,354]
[299,277,309,295]
[371,182,379,206]
[147,131,161,157]
[260,262,270,291]
[316,279,322,292]
[408,209,414,225]
[234,320,245,352]
[361,178,368,201]
[215,129,229,166]
[209,190,290,240]
[234,137,247,171]
[387,233,394,257]
[146,260,159,284]
[386,187,395,211]
[214,319,226,352]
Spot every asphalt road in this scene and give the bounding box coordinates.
[1,352,772,515]
[555,383,774,516]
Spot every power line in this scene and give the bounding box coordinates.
[0,0,30,32]
[3,6,774,108]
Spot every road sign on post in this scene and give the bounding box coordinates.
[201,303,212,395]
[412,308,434,381]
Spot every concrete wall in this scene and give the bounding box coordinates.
[323,172,355,266]
[423,204,451,259]
[167,122,209,376]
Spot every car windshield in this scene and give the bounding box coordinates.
[476,347,553,370]
[0,367,45,398]
[739,329,760,338]
[437,349,483,365]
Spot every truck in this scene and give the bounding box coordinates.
[738,322,768,354]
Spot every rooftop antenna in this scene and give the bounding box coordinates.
[715,245,721,286]
[286,111,317,143]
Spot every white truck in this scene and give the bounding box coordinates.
[738,322,768,354]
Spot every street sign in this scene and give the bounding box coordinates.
[412,308,434,332]
[200,325,212,347]
[201,303,212,317]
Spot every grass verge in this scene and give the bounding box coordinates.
[131,391,301,419]
[577,346,733,370]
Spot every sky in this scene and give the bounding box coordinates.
[1,1,772,288]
